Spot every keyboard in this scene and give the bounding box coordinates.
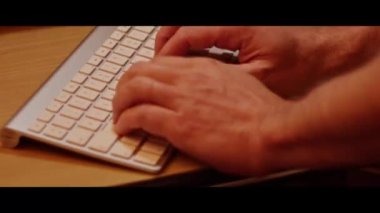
[2,26,174,173]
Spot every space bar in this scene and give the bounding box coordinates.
[88,123,118,153]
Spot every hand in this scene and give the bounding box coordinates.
[156,26,380,97]
[113,57,294,176]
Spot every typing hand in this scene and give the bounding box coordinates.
[112,57,294,176]
[155,26,379,98]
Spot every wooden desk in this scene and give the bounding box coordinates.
[0,27,208,186]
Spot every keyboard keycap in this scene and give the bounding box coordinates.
[110,30,125,41]
[37,110,55,123]
[68,97,91,111]
[63,82,80,93]
[60,106,83,120]
[46,101,63,113]
[99,62,121,74]
[121,37,141,49]
[84,79,107,92]
[108,80,118,90]
[101,89,115,101]
[144,39,155,49]
[131,55,150,64]
[86,107,109,122]
[91,70,114,83]
[79,64,95,75]
[134,150,161,166]
[134,26,155,34]
[94,99,113,112]
[66,127,93,146]
[88,55,103,66]
[52,115,76,130]
[137,47,154,59]
[128,30,148,41]
[44,126,67,140]
[55,91,71,103]
[107,53,128,66]
[114,45,135,57]
[117,26,131,33]
[28,121,46,133]
[76,87,99,101]
[103,38,117,49]
[95,47,110,57]
[78,117,102,131]
[88,123,118,153]
[71,73,88,84]
[110,141,138,159]
[140,138,168,155]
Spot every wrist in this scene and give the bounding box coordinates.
[256,99,308,174]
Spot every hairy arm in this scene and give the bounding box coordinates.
[265,54,380,173]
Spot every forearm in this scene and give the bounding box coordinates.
[302,26,380,79]
[264,53,380,173]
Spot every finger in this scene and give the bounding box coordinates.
[113,76,180,124]
[158,26,246,56]
[115,104,177,138]
[118,61,179,89]
[155,26,181,55]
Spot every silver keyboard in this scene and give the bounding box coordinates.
[1,26,173,173]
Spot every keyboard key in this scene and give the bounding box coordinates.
[99,62,121,74]
[108,80,118,90]
[68,97,91,111]
[144,39,155,49]
[124,64,133,72]
[114,45,135,57]
[78,117,102,131]
[84,79,107,92]
[140,138,168,156]
[88,55,103,66]
[76,87,99,101]
[86,107,109,122]
[55,91,71,103]
[88,123,118,153]
[134,26,155,34]
[107,53,128,66]
[28,121,46,133]
[103,38,117,49]
[94,99,113,112]
[128,30,148,41]
[110,30,125,41]
[91,70,114,83]
[79,64,95,75]
[37,110,55,123]
[60,106,83,120]
[131,55,150,64]
[46,101,63,113]
[44,126,67,140]
[121,37,141,49]
[151,31,157,39]
[52,115,76,130]
[120,135,143,147]
[66,127,93,146]
[71,73,88,84]
[101,89,115,101]
[117,26,131,33]
[115,71,125,81]
[137,47,154,59]
[110,141,138,159]
[95,47,111,57]
[134,150,161,166]
[63,82,80,93]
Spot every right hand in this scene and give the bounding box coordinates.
[155,26,380,98]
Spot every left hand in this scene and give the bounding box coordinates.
[112,57,294,176]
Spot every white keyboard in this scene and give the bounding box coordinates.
[25,26,174,173]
